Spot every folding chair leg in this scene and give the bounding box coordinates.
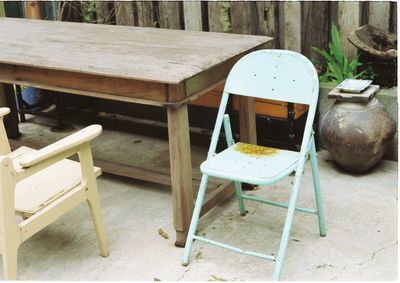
[273,169,304,280]
[310,138,326,237]
[222,115,246,216]
[234,181,246,216]
[182,174,209,266]
[86,183,109,257]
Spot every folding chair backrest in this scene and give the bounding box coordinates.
[224,49,319,105]
[207,50,319,159]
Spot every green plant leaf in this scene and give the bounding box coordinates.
[330,30,345,68]
[354,69,368,79]
[312,47,336,65]
[311,22,376,83]
[331,24,343,57]
[319,73,330,82]
[327,61,344,82]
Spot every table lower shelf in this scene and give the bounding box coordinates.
[10,132,235,218]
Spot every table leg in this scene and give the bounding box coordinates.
[167,104,194,247]
[239,96,257,190]
[239,96,257,144]
[0,83,20,138]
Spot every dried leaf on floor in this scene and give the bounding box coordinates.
[208,275,228,281]
[158,228,169,239]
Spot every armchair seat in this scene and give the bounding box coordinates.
[201,142,299,185]
[10,146,101,216]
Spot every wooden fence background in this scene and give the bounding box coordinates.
[1,1,397,65]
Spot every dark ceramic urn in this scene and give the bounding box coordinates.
[320,97,396,172]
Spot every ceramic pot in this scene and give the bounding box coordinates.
[319,97,396,172]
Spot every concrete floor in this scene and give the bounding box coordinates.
[1,114,398,281]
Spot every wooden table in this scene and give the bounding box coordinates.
[0,18,272,246]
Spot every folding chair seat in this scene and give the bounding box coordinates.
[182,50,326,280]
[0,107,109,280]
[201,142,299,185]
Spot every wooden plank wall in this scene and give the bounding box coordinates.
[301,2,330,61]
[183,2,203,31]
[95,1,115,24]
[114,1,134,26]
[337,2,361,60]
[0,2,5,17]
[369,1,391,31]
[135,1,155,27]
[115,1,395,62]
[157,1,183,29]
[5,1,396,61]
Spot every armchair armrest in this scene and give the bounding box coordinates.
[0,107,10,118]
[19,124,102,168]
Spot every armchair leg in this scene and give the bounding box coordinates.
[87,189,109,257]
[310,138,326,237]
[182,174,209,266]
[79,145,109,257]
[2,242,18,280]
[0,157,19,280]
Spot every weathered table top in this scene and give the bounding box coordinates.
[0,18,271,85]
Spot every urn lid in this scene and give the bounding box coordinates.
[329,80,380,102]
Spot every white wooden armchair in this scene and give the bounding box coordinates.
[0,107,109,280]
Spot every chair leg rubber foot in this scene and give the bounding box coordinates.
[182,261,189,267]
[240,212,247,217]
[320,233,327,237]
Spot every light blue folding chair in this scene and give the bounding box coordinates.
[182,49,326,280]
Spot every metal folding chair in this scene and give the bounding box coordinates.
[182,49,326,280]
